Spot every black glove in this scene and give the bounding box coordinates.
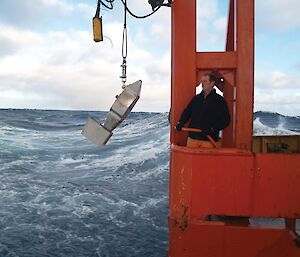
[201,128,214,136]
[176,122,184,131]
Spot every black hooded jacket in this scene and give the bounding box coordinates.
[178,89,230,141]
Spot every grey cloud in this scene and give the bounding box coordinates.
[0,70,119,111]
[144,60,169,82]
[256,0,300,31]
[255,71,300,89]
[0,35,18,57]
[254,92,300,116]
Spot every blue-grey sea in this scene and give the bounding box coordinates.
[0,109,299,257]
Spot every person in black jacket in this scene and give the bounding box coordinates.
[176,73,230,148]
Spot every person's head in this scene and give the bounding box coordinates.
[201,73,217,94]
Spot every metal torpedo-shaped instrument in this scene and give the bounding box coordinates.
[82,80,142,146]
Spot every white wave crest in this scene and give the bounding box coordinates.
[253,118,298,136]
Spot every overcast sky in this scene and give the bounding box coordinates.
[0,0,299,115]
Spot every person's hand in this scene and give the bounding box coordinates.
[176,122,183,131]
[202,128,214,136]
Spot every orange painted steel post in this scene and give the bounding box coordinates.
[222,0,235,147]
[226,0,235,52]
[235,0,255,150]
[170,0,196,147]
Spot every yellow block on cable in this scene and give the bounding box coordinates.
[93,17,103,42]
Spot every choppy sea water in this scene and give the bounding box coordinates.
[0,109,299,257]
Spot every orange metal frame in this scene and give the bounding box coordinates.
[169,0,300,256]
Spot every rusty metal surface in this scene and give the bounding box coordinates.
[169,217,300,257]
[253,135,300,153]
[170,145,300,219]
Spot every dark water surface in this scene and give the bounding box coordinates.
[0,109,299,257]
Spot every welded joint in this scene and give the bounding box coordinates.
[180,205,188,231]
[290,230,300,248]
[173,205,189,231]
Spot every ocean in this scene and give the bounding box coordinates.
[0,109,299,257]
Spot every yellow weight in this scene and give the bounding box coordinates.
[93,17,103,42]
